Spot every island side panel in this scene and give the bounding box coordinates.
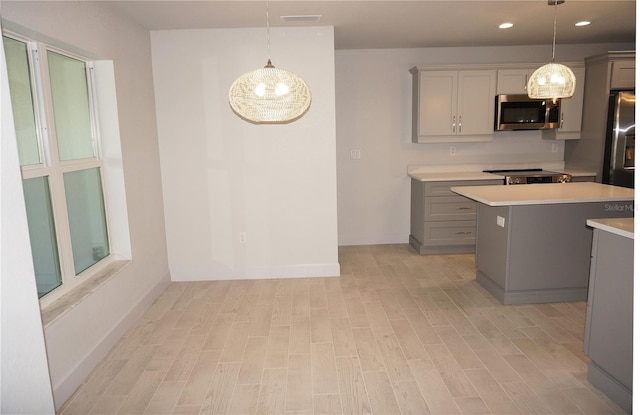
[475,204,511,302]
[584,229,633,412]
[475,200,633,305]
[507,203,598,291]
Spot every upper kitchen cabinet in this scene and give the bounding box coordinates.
[610,57,635,89]
[542,64,586,140]
[565,51,635,183]
[496,68,537,94]
[411,67,496,143]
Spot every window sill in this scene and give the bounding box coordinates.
[41,259,131,328]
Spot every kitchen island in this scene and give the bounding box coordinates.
[583,217,633,414]
[450,182,634,304]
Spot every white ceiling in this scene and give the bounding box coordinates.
[107,0,636,49]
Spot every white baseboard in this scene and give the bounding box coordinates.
[170,262,341,282]
[52,273,171,410]
[338,234,409,246]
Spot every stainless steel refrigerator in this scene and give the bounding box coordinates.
[602,90,635,188]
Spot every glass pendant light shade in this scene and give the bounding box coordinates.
[527,62,576,100]
[229,59,311,124]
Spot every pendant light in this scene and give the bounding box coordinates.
[229,2,312,124]
[527,0,576,101]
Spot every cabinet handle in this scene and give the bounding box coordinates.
[455,231,472,235]
[452,116,456,133]
[458,115,462,133]
[524,75,528,91]
[456,207,472,210]
[560,112,564,129]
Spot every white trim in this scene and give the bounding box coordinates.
[49,273,171,410]
[4,30,116,300]
[338,234,409,246]
[170,263,342,282]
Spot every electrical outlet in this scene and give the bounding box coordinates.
[239,232,247,244]
[552,143,559,153]
[496,216,505,227]
[449,146,457,156]
[350,149,361,159]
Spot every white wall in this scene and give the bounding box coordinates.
[151,27,340,281]
[0,22,55,414]
[335,43,635,246]
[1,1,171,409]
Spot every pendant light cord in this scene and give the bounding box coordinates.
[265,1,273,67]
[551,0,558,62]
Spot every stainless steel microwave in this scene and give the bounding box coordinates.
[494,94,561,131]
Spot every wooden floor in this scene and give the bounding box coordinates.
[59,244,625,415]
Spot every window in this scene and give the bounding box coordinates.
[3,34,110,299]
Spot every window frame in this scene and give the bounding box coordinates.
[4,31,114,304]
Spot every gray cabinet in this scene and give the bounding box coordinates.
[496,67,536,94]
[542,65,586,140]
[410,67,497,143]
[565,51,635,181]
[584,226,633,413]
[410,179,502,254]
[611,58,635,89]
[473,201,633,304]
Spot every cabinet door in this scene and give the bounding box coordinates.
[457,70,497,135]
[418,71,457,136]
[610,59,635,89]
[558,66,585,135]
[542,65,585,140]
[496,68,533,94]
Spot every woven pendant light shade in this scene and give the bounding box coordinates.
[527,63,576,100]
[527,0,575,100]
[229,60,312,124]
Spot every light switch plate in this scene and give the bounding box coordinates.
[497,216,505,227]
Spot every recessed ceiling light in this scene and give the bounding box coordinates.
[281,15,322,23]
[575,21,591,27]
[499,23,514,29]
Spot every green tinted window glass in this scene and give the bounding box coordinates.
[48,50,95,160]
[63,168,109,274]
[3,36,41,166]
[22,177,62,297]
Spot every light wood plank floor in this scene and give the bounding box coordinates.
[59,244,626,415]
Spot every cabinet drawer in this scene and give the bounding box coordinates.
[425,196,477,221]
[423,221,476,246]
[424,179,502,197]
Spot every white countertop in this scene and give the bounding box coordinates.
[451,182,634,206]
[587,218,634,239]
[407,165,597,182]
[408,171,503,182]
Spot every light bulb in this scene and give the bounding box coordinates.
[275,83,289,96]
[550,73,565,84]
[255,83,266,97]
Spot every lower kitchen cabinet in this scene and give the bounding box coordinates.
[410,178,502,254]
[583,221,633,414]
